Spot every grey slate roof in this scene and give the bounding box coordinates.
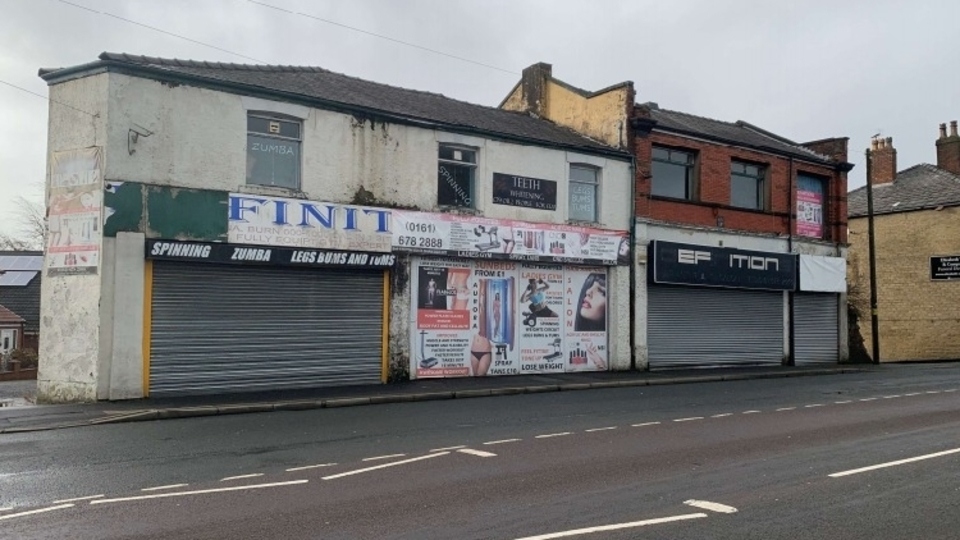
[40,53,626,158]
[848,164,960,218]
[647,107,835,165]
[0,251,41,333]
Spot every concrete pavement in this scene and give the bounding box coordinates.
[0,365,869,434]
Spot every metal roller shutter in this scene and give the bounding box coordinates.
[648,286,784,368]
[150,262,384,396]
[794,293,838,365]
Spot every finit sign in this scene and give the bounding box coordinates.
[650,240,796,291]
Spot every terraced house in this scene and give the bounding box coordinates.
[502,63,854,368]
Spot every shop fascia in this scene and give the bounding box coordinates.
[225,193,631,266]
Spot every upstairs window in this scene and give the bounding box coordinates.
[730,160,766,210]
[797,173,827,238]
[247,114,301,189]
[651,146,696,200]
[438,145,476,208]
[569,164,600,222]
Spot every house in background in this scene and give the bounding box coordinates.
[0,304,25,355]
[0,251,42,352]
[848,124,960,362]
[502,63,853,368]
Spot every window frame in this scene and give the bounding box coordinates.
[729,159,767,211]
[568,163,601,223]
[651,145,697,201]
[437,144,478,209]
[246,112,303,190]
[796,172,829,240]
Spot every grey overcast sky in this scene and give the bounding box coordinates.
[2,0,959,238]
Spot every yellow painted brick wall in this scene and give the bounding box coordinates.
[848,206,960,361]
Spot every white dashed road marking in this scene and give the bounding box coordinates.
[882,395,902,399]
[776,407,796,411]
[220,473,264,482]
[484,438,521,445]
[585,427,617,432]
[674,417,704,422]
[52,495,103,504]
[142,484,189,492]
[431,445,466,452]
[835,400,852,404]
[362,453,406,462]
[683,499,739,514]
[512,513,708,540]
[285,463,336,472]
[92,481,309,504]
[926,390,941,394]
[805,404,824,408]
[742,410,761,414]
[535,432,572,439]
[632,421,661,427]
[830,447,960,478]
[944,389,957,393]
[0,504,75,522]
[322,453,448,480]
[860,398,877,402]
[458,448,497,458]
[711,413,733,418]
[0,507,13,512]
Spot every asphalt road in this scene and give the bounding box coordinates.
[1,363,959,539]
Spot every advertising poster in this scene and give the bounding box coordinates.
[412,258,607,378]
[796,190,823,238]
[517,264,564,374]
[564,267,608,372]
[47,147,103,276]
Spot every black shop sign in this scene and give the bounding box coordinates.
[931,255,960,281]
[145,240,396,269]
[649,240,797,291]
[492,173,557,211]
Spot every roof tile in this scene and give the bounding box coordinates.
[848,164,960,217]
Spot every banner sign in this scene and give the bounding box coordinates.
[227,194,629,266]
[492,173,557,211]
[650,240,797,291]
[47,147,103,276]
[227,193,393,253]
[411,258,607,379]
[797,175,825,238]
[146,239,396,269]
[393,211,629,266]
[931,255,960,281]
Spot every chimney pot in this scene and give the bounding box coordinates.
[951,121,958,137]
[868,134,897,184]
[940,123,948,139]
[871,138,879,150]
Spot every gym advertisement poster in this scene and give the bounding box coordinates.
[47,146,103,276]
[412,258,608,378]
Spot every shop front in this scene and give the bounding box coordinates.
[795,253,845,365]
[647,240,796,368]
[393,212,629,378]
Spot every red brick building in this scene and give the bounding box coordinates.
[503,64,853,368]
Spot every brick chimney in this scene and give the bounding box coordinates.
[868,136,897,184]
[519,62,552,117]
[936,121,960,175]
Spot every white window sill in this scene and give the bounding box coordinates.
[237,184,306,199]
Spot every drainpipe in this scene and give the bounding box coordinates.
[628,151,638,372]
[865,147,881,364]
[787,157,795,366]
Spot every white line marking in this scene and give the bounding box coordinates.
[220,473,263,482]
[0,506,13,512]
[829,447,960,478]
[742,410,761,414]
[860,397,878,402]
[674,417,704,422]
[776,407,796,411]
[945,389,957,393]
[535,432,572,439]
[585,427,617,432]
[362,453,406,462]
[903,392,922,397]
[92,480,308,504]
[285,463,336,472]
[882,395,902,399]
[512,513,707,540]
[711,413,733,418]
[834,400,853,404]
[430,445,466,452]
[322,452,448,480]
[483,438,521,445]
[141,484,189,492]
[52,495,103,504]
[0,503,74,521]
[458,448,497,458]
[926,390,941,394]
[684,499,739,514]
[805,404,825,408]
[632,421,661,427]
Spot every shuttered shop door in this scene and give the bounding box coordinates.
[648,286,784,368]
[150,262,384,396]
[794,293,838,365]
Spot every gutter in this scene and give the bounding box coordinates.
[40,60,633,162]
